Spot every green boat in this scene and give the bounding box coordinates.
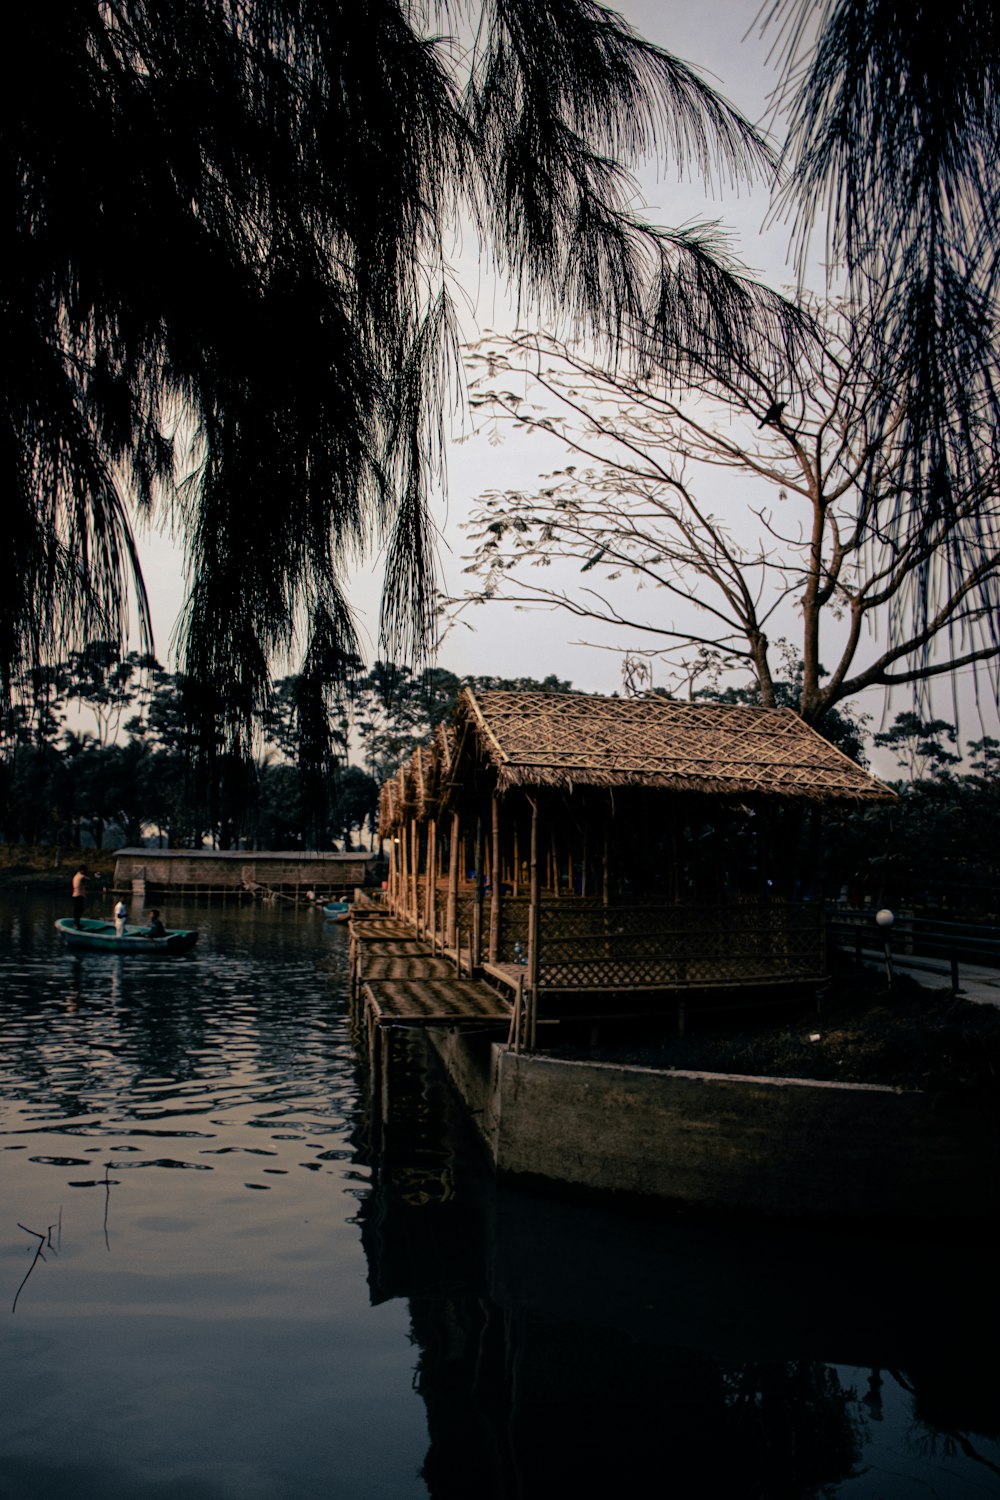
[54,917,199,954]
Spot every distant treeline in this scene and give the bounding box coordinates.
[3,648,998,915]
[0,646,574,852]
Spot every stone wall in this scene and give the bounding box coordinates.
[426,1031,999,1222]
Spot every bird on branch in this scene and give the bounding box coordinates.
[758,399,787,429]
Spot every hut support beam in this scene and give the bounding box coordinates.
[409,820,419,929]
[398,822,408,919]
[489,795,502,963]
[474,816,484,966]
[426,819,437,947]
[527,795,540,1052]
[446,812,460,948]
[602,806,611,906]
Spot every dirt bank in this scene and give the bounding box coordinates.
[0,846,115,893]
[561,969,1000,1095]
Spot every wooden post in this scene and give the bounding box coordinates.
[398,823,408,919]
[474,815,485,966]
[381,1025,392,1126]
[507,972,524,1053]
[367,1001,382,1152]
[527,795,540,1052]
[446,811,460,949]
[512,822,520,898]
[670,804,680,902]
[410,819,419,930]
[489,794,502,963]
[426,818,437,948]
[602,804,611,906]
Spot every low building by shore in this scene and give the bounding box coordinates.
[113,846,384,898]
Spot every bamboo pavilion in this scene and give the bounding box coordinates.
[378,689,894,1042]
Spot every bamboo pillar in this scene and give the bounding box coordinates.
[426,818,437,946]
[512,823,520,898]
[488,794,502,963]
[527,795,540,1052]
[602,804,611,906]
[670,804,680,902]
[398,822,408,919]
[446,811,460,947]
[409,819,419,928]
[473,815,484,966]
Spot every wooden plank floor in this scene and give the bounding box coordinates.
[362,955,457,980]
[349,917,417,941]
[355,939,430,958]
[363,977,511,1026]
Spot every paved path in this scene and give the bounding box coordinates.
[857,947,1000,1007]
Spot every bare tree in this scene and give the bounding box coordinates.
[458,305,1000,730]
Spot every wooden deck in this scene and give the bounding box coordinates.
[362,978,511,1027]
[351,910,512,1030]
[362,955,457,981]
[351,917,415,941]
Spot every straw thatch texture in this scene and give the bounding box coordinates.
[458,689,893,802]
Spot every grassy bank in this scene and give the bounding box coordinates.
[560,969,1000,1095]
[0,845,116,893]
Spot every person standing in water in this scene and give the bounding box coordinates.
[71,867,89,929]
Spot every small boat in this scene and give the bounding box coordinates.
[54,917,199,954]
[322,901,351,922]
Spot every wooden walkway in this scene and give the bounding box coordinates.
[362,955,457,981]
[351,911,511,1030]
[363,977,511,1027]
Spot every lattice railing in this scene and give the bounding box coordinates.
[408,887,824,988]
[535,899,824,991]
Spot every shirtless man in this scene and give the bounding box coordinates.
[71,867,89,929]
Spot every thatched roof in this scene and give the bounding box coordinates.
[457,689,893,802]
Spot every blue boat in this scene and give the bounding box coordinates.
[54,917,199,954]
[322,901,351,922]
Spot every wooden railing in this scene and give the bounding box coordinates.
[535,899,825,991]
[405,884,826,993]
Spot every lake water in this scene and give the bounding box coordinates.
[1,893,998,1499]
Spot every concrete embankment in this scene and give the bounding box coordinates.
[426,1028,1000,1223]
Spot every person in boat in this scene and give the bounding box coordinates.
[113,899,128,937]
[71,867,89,929]
[145,910,167,939]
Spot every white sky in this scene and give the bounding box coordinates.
[133,2,999,770]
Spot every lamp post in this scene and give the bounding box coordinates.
[875,908,895,988]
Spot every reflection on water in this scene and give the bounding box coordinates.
[361,1035,1000,1500]
[2,895,998,1498]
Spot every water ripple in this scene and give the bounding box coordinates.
[0,898,362,1188]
